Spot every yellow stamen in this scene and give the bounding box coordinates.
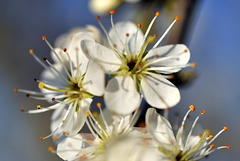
[97,103,102,108]
[37,105,41,110]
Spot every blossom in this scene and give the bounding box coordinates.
[89,0,140,15]
[146,105,230,161]
[56,104,158,161]
[14,29,105,140]
[81,11,193,115]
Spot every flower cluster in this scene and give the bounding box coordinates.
[15,11,229,161]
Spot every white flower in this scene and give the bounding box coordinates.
[56,104,157,161]
[90,0,140,15]
[146,106,230,161]
[81,11,193,115]
[15,30,105,140]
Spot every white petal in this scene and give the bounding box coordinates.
[146,44,190,74]
[81,39,121,73]
[83,60,105,96]
[146,108,176,148]
[57,134,83,161]
[104,76,141,115]
[109,21,144,54]
[67,32,95,72]
[141,74,180,108]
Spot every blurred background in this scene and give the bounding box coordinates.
[0,0,239,160]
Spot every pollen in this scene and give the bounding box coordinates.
[226,145,230,149]
[201,110,206,115]
[42,36,46,40]
[191,63,196,68]
[155,12,160,16]
[37,105,41,109]
[38,82,45,89]
[97,102,102,108]
[29,49,34,54]
[223,127,228,131]
[48,147,54,152]
[198,133,202,138]
[13,88,18,92]
[20,107,25,112]
[86,112,90,117]
[109,10,115,14]
[40,137,45,141]
[210,144,215,148]
[175,16,180,21]
[208,135,213,139]
[137,23,142,28]
[189,105,195,111]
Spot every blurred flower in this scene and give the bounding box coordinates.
[81,11,193,115]
[89,0,140,15]
[56,104,159,161]
[146,106,230,160]
[15,28,105,140]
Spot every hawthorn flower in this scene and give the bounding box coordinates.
[146,106,230,161]
[56,104,158,161]
[81,11,193,115]
[15,30,104,140]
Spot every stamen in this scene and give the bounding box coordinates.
[40,137,45,141]
[152,17,179,49]
[37,105,41,110]
[13,88,18,92]
[20,107,25,112]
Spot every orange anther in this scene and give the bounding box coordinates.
[96,16,100,20]
[37,105,41,109]
[155,12,160,16]
[20,108,25,112]
[209,135,213,139]
[198,133,202,138]
[189,105,195,112]
[40,137,45,141]
[210,144,215,148]
[42,36,46,40]
[201,110,206,115]
[175,16,180,21]
[48,147,53,152]
[126,33,129,37]
[97,103,102,108]
[226,145,230,149]
[184,49,188,53]
[137,23,142,28]
[86,112,90,116]
[223,127,228,131]
[63,131,68,135]
[191,63,196,68]
[29,49,34,54]
[13,88,18,92]
[53,136,59,141]
[62,120,65,124]
[154,34,157,38]
[109,10,115,14]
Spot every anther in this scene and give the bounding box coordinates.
[96,16,100,20]
[155,12,160,16]
[223,127,228,131]
[34,78,38,82]
[53,136,59,141]
[210,144,215,148]
[86,112,90,117]
[198,133,202,138]
[40,137,45,141]
[201,110,206,115]
[42,36,46,40]
[154,34,157,38]
[169,75,175,79]
[175,16,180,21]
[52,98,56,101]
[189,105,195,112]
[63,48,67,52]
[126,33,129,37]
[137,23,142,28]
[62,120,65,124]
[48,147,54,152]
[20,107,25,112]
[63,131,68,135]
[97,103,102,108]
[109,10,115,15]
[29,49,34,54]
[38,82,45,89]
[13,88,18,92]
[184,49,188,53]
[226,145,230,149]
[26,94,30,97]
[209,135,213,139]
[37,105,41,110]
[43,57,47,61]
[191,63,196,68]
